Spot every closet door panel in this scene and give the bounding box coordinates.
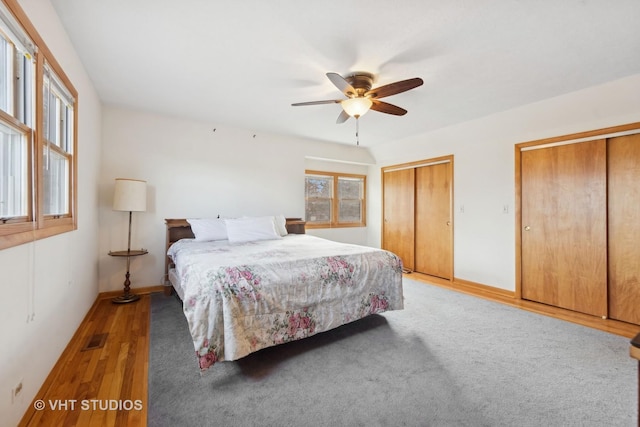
[608,133,640,324]
[415,162,452,279]
[382,168,415,271]
[521,139,607,317]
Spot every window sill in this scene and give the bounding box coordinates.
[0,221,76,250]
[306,223,366,229]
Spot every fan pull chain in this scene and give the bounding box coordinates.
[355,117,360,146]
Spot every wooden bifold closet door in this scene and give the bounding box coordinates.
[520,129,640,324]
[414,162,452,279]
[382,157,453,279]
[521,139,608,317]
[608,133,640,325]
[382,168,415,271]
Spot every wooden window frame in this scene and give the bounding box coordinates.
[0,0,78,251]
[305,170,366,229]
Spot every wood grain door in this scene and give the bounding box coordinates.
[415,162,452,279]
[608,133,640,324]
[382,168,415,271]
[521,139,607,317]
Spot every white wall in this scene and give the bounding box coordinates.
[98,107,376,292]
[368,73,640,292]
[0,1,102,426]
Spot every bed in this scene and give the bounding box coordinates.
[165,216,404,371]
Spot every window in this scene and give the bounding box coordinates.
[43,64,73,217]
[305,170,366,228]
[0,0,77,250]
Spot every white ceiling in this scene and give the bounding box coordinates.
[50,0,640,147]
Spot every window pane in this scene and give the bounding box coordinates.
[61,106,69,152]
[338,199,362,223]
[338,177,362,199]
[305,199,331,223]
[43,70,49,140]
[0,34,33,125]
[338,177,363,223]
[0,121,27,217]
[43,66,73,152]
[305,175,333,198]
[305,175,333,223]
[17,52,33,126]
[0,35,11,114]
[43,147,69,215]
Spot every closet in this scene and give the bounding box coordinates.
[518,125,640,325]
[382,156,453,280]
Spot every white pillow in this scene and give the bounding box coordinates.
[273,214,288,236]
[225,216,282,243]
[187,218,228,241]
[238,215,288,236]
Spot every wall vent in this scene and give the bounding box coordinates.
[81,333,108,351]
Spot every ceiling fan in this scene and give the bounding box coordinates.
[292,71,424,124]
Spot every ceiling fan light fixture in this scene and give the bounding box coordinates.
[341,97,372,118]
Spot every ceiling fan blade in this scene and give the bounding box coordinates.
[336,110,350,124]
[291,100,342,106]
[326,72,356,97]
[370,99,407,116]
[365,77,423,99]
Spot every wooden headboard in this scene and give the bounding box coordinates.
[164,217,306,279]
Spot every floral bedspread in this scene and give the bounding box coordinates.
[167,234,404,371]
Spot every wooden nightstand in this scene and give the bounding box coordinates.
[109,249,148,303]
[285,218,306,234]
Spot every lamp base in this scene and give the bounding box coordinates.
[112,293,140,304]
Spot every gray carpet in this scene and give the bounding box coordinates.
[148,278,637,427]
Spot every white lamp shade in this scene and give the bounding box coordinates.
[113,178,147,212]
[341,97,373,118]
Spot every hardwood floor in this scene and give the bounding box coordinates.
[18,294,151,427]
[18,277,640,427]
